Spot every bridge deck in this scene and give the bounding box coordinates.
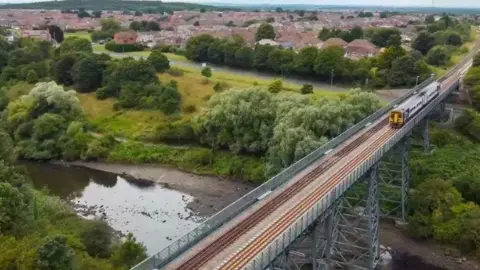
[164,115,390,269]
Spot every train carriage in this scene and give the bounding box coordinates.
[389,82,440,128]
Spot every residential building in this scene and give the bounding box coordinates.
[344,39,378,59]
[21,30,51,41]
[321,37,347,49]
[114,31,138,44]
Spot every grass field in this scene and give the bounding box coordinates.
[65,31,92,41]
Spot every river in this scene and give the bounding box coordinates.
[21,161,254,255]
[21,161,471,270]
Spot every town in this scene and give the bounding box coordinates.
[0,8,457,57]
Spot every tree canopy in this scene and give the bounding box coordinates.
[255,23,276,41]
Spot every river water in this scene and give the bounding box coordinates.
[21,161,457,269]
[22,161,205,255]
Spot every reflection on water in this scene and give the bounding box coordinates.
[21,162,204,255]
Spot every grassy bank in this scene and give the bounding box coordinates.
[108,141,266,183]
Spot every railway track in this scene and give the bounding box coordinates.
[176,118,389,270]
[218,127,396,269]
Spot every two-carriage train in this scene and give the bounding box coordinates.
[389,82,441,128]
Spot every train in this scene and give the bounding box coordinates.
[389,81,441,128]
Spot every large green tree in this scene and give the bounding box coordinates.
[426,45,450,66]
[185,34,215,62]
[58,37,92,55]
[314,47,345,79]
[255,23,276,41]
[147,50,170,72]
[234,47,254,69]
[253,44,275,71]
[72,55,104,92]
[294,46,319,75]
[413,31,436,55]
[36,235,74,270]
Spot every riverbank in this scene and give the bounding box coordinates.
[56,161,255,216]
[380,221,480,270]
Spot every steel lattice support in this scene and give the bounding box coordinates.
[327,163,380,270]
[269,212,332,270]
[378,134,412,220]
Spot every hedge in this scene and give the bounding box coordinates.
[105,41,144,53]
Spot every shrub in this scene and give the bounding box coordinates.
[213,81,230,92]
[184,104,197,113]
[105,41,144,53]
[81,221,112,258]
[300,84,313,94]
[26,70,38,84]
[167,67,184,77]
[268,79,283,93]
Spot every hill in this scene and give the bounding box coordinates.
[0,0,232,12]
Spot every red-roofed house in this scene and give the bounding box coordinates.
[21,30,51,42]
[345,39,379,59]
[114,31,138,44]
[320,38,348,49]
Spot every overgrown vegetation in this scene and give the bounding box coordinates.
[0,108,147,269]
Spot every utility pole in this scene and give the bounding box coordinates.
[331,69,334,89]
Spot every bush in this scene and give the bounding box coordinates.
[105,41,144,53]
[147,50,170,72]
[167,67,184,77]
[26,70,38,84]
[300,84,313,94]
[184,104,197,113]
[268,79,283,93]
[213,81,230,92]
[426,45,450,66]
[81,221,112,258]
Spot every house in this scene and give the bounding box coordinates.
[344,39,378,59]
[114,31,138,44]
[21,30,51,41]
[257,39,279,46]
[321,37,347,49]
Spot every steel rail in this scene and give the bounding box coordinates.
[218,128,396,269]
[175,119,389,270]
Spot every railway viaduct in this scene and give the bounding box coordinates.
[131,49,478,270]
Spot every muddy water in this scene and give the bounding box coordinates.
[21,161,207,255]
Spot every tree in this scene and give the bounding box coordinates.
[255,23,276,41]
[474,52,480,67]
[0,87,8,112]
[425,14,435,24]
[200,8,206,13]
[77,8,90,18]
[193,21,200,27]
[254,44,275,71]
[48,25,64,43]
[0,49,8,71]
[386,34,402,47]
[147,50,170,72]
[268,79,283,93]
[267,49,296,75]
[226,21,235,27]
[201,67,212,80]
[314,46,345,78]
[53,53,77,85]
[275,7,283,13]
[185,34,215,62]
[413,31,436,55]
[426,45,450,66]
[100,18,121,32]
[194,88,276,153]
[81,221,112,258]
[349,26,364,40]
[72,55,103,91]
[146,21,160,31]
[36,235,74,270]
[294,46,319,75]
[234,47,254,69]
[370,28,401,47]
[445,32,462,46]
[134,11,143,16]
[92,10,102,18]
[26,70,38,84]
[130,21,142,31]
[111,233,147,269]
[0,182,33,235]
[388,55,416,87]
[300,84,313,94]
[409,179,462,238]
[101,58,159,98]
[59,37,92,54]
[318,28,332,41]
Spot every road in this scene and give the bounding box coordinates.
[96,51,349,92]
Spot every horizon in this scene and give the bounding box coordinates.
[0,0,480,9]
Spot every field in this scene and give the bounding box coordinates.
[65,31,92,41]
[78,66,339,139]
